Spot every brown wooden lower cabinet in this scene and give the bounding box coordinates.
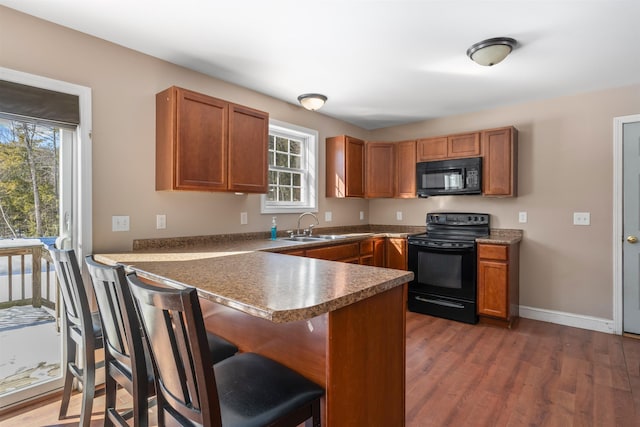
[279,236,392,268]
[385,237,408,270]
[305,242,360,263]
[477,242,520,327]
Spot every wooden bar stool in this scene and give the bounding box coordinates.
[126,273,324,427]
[48,247,104,427]
[85,257,239,426]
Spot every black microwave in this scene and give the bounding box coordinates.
[416,157,482,197]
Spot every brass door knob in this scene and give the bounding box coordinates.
[627,235,638,244]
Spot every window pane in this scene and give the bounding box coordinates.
[279,172,291,185]
[276,153,288,167]
[267,186,277,201]
[276,136,288,153]
[292,187,301,202]
[292,173,301,186]
[269,135,275,150]
[290,155,301,169]
[290,140,301,155]
[269,170,277,183]
[279,187,291,202]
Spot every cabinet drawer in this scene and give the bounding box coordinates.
[478,244,508,261]
[306,242,360,261]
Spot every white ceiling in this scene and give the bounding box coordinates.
[3,0,640,130]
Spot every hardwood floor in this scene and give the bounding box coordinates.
[2,313,639,426]
[406,313,640,426]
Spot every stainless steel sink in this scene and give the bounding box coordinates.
[316,234,349,240]
[281,236,327,242]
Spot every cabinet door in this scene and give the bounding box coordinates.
[326,135,365,198]
[157,87,228,191]
[448,132,480,158]
[395,140,416,198]
[477,259,508,318]
[416,136,447,161]
[385,238,407,270]
[305,242,360,262]
[373,238,385,267]
[345,137,365,197]
[228,104,269,193]
[482,127,517,197]
[365,142,395,198]
[360,238,374,265]
[359,237,385,266]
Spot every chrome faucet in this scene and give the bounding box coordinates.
[297,212,320,236]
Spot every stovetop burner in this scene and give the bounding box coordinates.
[408,212,490,246]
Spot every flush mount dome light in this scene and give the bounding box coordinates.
[466,37,517,66]
[297,93,327,111]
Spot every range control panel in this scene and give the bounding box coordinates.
[426,212,490,226]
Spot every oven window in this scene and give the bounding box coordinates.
[417,251,462,289]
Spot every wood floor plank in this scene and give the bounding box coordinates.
[2,312,640,426]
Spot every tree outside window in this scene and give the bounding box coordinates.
[0,119,59,238]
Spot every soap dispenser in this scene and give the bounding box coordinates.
[270,217,277,240]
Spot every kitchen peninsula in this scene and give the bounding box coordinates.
[96,236,413,426]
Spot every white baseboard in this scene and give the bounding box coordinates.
[519,305,616,334]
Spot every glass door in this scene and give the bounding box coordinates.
[0,121,75,408]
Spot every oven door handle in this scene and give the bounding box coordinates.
[414,296,466,309]
[408,242,475,252]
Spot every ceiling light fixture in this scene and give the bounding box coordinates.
[466,37,517,66]
[297,93,327,111]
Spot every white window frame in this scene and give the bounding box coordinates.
[261,119,318,214]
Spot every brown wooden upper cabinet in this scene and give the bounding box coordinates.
[365,142,395,198]
[156,86,269,193]
[395,140,417,198]
[416,132,480,161]
[481,126,518,197]
[326,135,365,198]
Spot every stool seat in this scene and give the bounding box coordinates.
[215,352,324,427]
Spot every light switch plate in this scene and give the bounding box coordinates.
[240,212,248,225]
[360,211,364,221]
[396,211,403,221]
[518,212,527,223]
[156,214,166,229]
[325,211,332,222]
[112,215,129,232]
[573,212,590,225]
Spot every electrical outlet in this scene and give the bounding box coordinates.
[360,211,364,221]
[518,212,527,223]
[573,212,590,226]
[396,211,403,221]
[112,215,129,232]
[325,211,332,222]
[240,212,248,225]
[156,214,166,229]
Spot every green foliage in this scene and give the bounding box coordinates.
[0,120,59,238]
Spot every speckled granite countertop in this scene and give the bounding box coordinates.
[476,229,523,245]
[95,233,414,323]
